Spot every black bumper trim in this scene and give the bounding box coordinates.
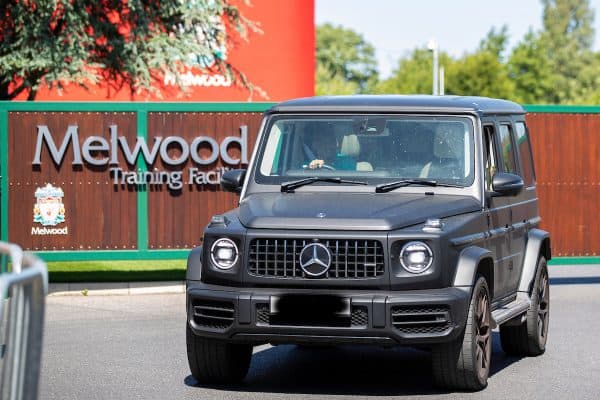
[186,282,471,346]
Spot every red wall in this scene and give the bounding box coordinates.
[15,0,315,102]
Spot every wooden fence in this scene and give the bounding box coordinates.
[0,102,598,263]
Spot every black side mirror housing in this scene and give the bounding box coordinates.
[491,172,524,197]
[221,169,246,193]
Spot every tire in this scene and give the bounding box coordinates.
[432,275,492,391]
[500,257,549,356]
[186,324,253,384]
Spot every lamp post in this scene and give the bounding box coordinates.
[427,39,439,96]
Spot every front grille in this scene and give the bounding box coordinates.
[255,304,368,327]
[256,304,270,325]
[351,306,368,327]
[391,305,451,335]
[248,238,385,279]
[192,300,234,329]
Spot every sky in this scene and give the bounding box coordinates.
[315,0,600,78]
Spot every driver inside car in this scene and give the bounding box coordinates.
[303,128,356,170]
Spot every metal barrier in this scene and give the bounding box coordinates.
[0,242,48,400]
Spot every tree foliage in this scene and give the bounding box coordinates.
[316,23,378,95]
[0,0,258,100]
[317,0,600,105]
[372,49,454,95]
[507,30,555,103]
[539,0,596,102]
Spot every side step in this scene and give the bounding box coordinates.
[491,293,531,328]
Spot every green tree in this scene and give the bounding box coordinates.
[316,23,378,95]
[374,48,453,95]
[0,0,258,100]
[478,25,510,61]
[446,51,515,99]
[575,51,600,103]
[539,0,596,103]
[507,30,555,103]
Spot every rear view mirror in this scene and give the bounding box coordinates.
[491,172,524,197]
[221,169,246,194]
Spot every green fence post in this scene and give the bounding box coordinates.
[1,107,8,273]
[136,109,149,253]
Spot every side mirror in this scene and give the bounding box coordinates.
[491,172,524,197]
[221,169,246,194]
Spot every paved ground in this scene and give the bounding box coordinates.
[40,265,600,400]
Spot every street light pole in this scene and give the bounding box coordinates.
[427,39,439,96]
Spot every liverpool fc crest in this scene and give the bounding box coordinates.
[33,183,66,226]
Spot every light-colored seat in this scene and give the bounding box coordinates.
[420,125,464,179]
[356,161,373,172]
[340,134,374,172]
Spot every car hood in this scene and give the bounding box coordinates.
[238,192,480,231]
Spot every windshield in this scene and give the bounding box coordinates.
[256,115,475,187]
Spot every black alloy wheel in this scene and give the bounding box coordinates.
[536,266,550,346]
[475,286,492,382]
[499,257,550,356]
[432,275,491,391]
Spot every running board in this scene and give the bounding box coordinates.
[491,294,531,328]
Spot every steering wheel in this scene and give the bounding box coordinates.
[302,163,336,171]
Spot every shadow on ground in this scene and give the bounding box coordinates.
[184,332,523,396]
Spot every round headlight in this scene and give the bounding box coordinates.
[400,241,433,274]
[210,238,238,269]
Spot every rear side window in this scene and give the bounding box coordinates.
[515,122,536,186]
[498,124,518,174]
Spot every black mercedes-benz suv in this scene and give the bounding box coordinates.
[185,95,551,391]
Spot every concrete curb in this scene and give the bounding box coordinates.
[48,281,185,296]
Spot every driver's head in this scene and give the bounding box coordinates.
[306,124,337,160]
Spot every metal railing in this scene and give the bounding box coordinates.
[0,242,48,400]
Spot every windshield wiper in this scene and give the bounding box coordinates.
[375,179,460,193]
[281,177,368,193]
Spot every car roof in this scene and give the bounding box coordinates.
[267,95,525,116]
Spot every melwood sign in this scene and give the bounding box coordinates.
[3,106,266,255]
[33,124,249,190]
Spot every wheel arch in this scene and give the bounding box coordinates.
[186,246,203,281]
[518,229,551,293]
[453,246,495,298]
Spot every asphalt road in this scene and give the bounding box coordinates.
[40,265,600,400]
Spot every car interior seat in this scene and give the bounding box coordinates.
[340,134,373,172]
[419,124,464,180]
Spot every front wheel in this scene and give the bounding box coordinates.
[432,275,492,391]
[186,324,253,384]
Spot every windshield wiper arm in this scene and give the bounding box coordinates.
[375,179,460,193]
[281,177,368,192]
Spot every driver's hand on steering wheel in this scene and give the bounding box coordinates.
[309,159,325,169]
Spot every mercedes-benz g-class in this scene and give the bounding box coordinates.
[185,95,551,391]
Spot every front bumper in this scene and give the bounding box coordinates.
[186,281,471,346]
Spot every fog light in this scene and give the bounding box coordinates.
[400,241,433,274]
[210,238,238,269]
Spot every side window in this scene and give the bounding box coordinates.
[483,125,498,191]
[259,123,284,175]
[514,122,536,186]
[497,124,518,174]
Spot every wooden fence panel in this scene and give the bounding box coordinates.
[7,112,138,251]
[526,113,600,256]
[146,112,263,249]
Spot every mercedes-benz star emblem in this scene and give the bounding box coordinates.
[299,243,332,277]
